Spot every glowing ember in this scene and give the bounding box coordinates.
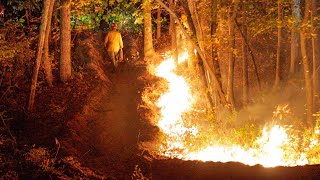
[145,51,319,168]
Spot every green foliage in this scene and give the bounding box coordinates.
[6,0,42,24]
[71,0,143,33]
[237,0,292,36]
[71,0,105,30]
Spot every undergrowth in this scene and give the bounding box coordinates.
[140,51,320,166]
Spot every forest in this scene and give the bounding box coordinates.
[1,0,320,179]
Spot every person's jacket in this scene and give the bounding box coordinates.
[104,29,123,53]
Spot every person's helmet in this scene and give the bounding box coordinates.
[112,23,117,28]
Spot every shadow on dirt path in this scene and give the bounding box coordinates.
[66,61,152,178]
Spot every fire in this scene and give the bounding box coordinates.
[155,56,198,154]
[143,51,320,168]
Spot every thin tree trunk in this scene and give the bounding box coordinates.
[311,0,319,108]
[143,0,155,59]
[181,0,198,69]
[274,0,282,89]
[60,0,71,82]
[156,6,161,39]
[289,0,301,76]
[26,0,31,26]
[28,0,51,111]
[187,0,204,51]
[43,0,55,87]
[300,0,314,126]
[235,19,261,90]
[184,0,223,107]
[227,1,238,108]
[199,58,215,110]
[156,0,227,105]
[169,0,178,64]
[242,4,249,105]
[169,0,173,35]
[211,0,223,107]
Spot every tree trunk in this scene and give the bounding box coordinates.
[187,0,204,50]
[60,0,72,82]
[274,0,282,89]
[227,1,238,108]
[28,0,51,111]
[156,6,161,39]
[311,0,319,108]
[143,0,155,59]
[300,0,314,126]
[199,57,215,110]
[43,0,55,87]
[289,0,301,76]
[235,19,261,90]
[169,0,178,64]
[156,0,227,105]
[242,4,249,105]
[211,0,223,107]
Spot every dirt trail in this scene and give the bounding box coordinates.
[68,62,149,178]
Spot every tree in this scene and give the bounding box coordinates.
[311,0,319,108]
[60,0,72,82]
[210,0,223,107]
[226,0,239,108]
[300,0,314,126]
[169,0,178,64]
[28,0,54,111]
[156,6,161,39]
[241,2,249,105]
[142,0,155,59]
[274,0,283,89]
[157,0,227,106]
[43,0,55,87]
[289,0,301,77]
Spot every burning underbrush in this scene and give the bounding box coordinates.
[140,51,320,168]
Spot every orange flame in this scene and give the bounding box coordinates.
[145,51,319,167]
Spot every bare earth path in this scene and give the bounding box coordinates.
[72,62,150,179]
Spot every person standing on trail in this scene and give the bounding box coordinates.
[104,22,123,72]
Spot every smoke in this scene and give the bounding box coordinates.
[236,85,307,127]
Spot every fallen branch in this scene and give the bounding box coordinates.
[54,137,60,162]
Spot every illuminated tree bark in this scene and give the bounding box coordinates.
[210,0,223,107]
[274,0,282,89]
[300,0,314,126]
[28,0,51,111]
[226,1,238,108]
[169,0,178,64]
[311,0,319,108]
[60,0,71,82]
[156,0,227,106]
[241,3,248,105]
[43,0,55,87]
[289,0,301,77]
[181,0,214,109]
[143,0,155,58]
[156,6,161,39]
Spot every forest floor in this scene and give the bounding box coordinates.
[1,31,320,179]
